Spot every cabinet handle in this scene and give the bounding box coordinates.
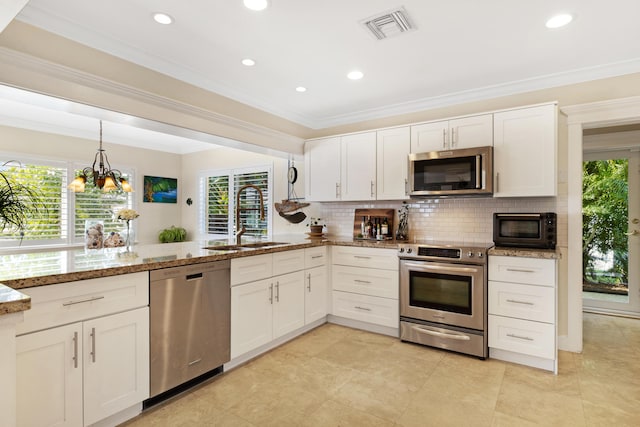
[354,255,371,259]
[506,268,536,273]
[72,331,79,369]
[311,255,323,259]
[506,299,535,306]
[354,279,371,284]
[496,172,500,193]
[307,273,311,292]
[335,183,340,199]
[354,306,372,312]
[90,327,96,363]
[442,129,447,149]
[275,281,280,302]
[451,128,456,147]
[404,178,409,195]
[62,295,105,307]
[269,283,273,304]
[507,333,534,341]
[370,181,375,197]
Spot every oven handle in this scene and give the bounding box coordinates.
[411,325,472,341]
[401,262,480,274]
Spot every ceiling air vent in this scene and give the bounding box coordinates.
[361,7,415,40]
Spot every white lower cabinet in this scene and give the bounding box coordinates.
[16,273,150,427]
[230,248,328,359]
[16,307,149,427]
[17,323,83,427]
[488,255,557,373]
[330,246,399,331]
[305,265,328,324]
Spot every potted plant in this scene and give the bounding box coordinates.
[0,162,43,239]
[307,217,325,234]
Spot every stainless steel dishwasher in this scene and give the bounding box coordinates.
[148,260,230,403]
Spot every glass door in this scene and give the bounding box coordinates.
[583,150,640,315]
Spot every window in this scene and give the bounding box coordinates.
[0,156,134,248]
[201,166,271,241]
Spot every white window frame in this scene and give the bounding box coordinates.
[199,164,273,242]
[0,151,135,250]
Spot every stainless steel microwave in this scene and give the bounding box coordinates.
[493,212,557,249]
[408,146,493,197]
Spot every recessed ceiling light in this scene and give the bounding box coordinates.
[296,87,307,93]
[546,13,573,29]
[347,70,364,80]
[243,0,269,11]
[241,58,256,67]
[153,12,173,25]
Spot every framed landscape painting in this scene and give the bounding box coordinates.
[143,176,177,203]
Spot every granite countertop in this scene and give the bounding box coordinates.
[488,246,561,259]
[0,235,401,290]
[0,235,401,316]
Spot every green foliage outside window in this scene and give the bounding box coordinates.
[582,159,628,285]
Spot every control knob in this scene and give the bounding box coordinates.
[467,251,474,258]
[406,248,413,254]
[399,247,405,253]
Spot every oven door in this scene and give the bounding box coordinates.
[400,259,485,330]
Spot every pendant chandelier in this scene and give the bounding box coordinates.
[68,121,133,193]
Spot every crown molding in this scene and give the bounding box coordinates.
[0,47,304,152]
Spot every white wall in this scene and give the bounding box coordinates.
[0,125,183,244]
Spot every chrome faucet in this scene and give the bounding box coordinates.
[235,184,265,245]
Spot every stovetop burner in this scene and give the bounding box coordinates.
[397,241,493,265]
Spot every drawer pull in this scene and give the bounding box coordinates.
[62,295,105,307]
[311,255,323,259]
[506,268,536,273]
[72,331,79,369]
[354,279,372,284]
[412,325,471,341]
[354,306,372,312]
[506,299,534,306]
[354,256,371,260]
[507,333,534,341]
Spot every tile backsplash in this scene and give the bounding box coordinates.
[319,196,567,246]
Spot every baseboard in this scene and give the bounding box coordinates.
[89,403,142,427]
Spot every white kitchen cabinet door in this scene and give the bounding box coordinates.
[305,266,328,324]
[376,127,410,200]
[272,271,306,339]
[231,278,274,358]
[304,137,341,201]
[410,115,492,153]
[17,323,83,427]
[448,114,493,149]
[83,307,149,426]
[410,120,448,153]
[493,104,557,197]
[340,132,377,201]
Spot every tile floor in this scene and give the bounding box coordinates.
[123,313,640,426]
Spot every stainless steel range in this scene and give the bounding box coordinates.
[398,242,492,359]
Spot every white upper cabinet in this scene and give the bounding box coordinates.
[493,104,557,197]
[376,127,410,200]
[410,114,493,153]
[305,136,341,201]
[341,132,377,201]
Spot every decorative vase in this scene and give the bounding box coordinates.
[124,220,132,249]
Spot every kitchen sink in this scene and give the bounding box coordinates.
[203,241,289,251]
